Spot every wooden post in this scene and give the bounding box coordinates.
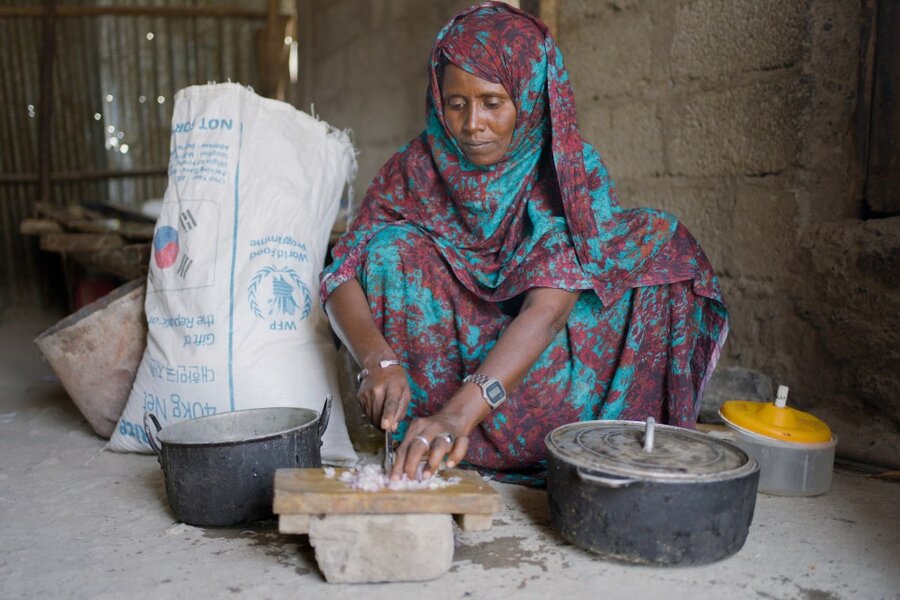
[257,0,289,99]
[865,0,900,213]
[850,0,877,209]
[296,0,315,112]
[539,0,560,39]
[38,0,57,205]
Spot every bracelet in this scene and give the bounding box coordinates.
[356,359,403,384]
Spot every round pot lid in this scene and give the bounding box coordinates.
[719,386,832,444]
[546,419,756,482]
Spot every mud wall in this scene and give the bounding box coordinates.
[303,0,899,465]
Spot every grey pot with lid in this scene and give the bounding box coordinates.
[545,418,760,566]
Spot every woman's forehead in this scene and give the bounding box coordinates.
[441,64,510,98]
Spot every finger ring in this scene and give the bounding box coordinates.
[437,432,454,445]
[414,435,430,447]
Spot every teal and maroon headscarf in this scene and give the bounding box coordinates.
[322,1,723,311]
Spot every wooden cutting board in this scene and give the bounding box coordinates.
[273,467,501,516]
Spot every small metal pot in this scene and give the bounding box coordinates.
[144,397,331,527]
[546,419,759,566]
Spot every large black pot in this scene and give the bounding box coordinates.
[546,419,759,566]
[144,397,331,527]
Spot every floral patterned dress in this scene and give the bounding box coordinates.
[321,2,728,481]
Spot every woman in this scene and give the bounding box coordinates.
[321,2,728,484]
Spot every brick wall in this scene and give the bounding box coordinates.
[303,0,899,465]
[303,0,472,207]
[560,0,898,464]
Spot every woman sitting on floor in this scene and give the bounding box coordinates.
[321,2,728,484]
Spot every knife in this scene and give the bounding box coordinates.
[383,428,394,473]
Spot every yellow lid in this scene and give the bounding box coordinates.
[719,385,832,444]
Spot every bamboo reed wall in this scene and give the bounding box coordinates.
[0,0,268,311]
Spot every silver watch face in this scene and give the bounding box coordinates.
[484,381,505,407]
[464,374,506,408]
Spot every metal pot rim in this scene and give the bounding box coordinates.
[156,406,321,447]
[545,420,759,483]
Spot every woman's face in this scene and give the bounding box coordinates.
[441,63,517,166]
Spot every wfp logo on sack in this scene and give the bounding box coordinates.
[247,266,311,331]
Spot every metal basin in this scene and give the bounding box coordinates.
[144,397,331,527]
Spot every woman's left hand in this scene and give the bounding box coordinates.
[389,413,469,481]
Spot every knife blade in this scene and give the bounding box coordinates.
[383,429,394,473]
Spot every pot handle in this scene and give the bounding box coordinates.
[316,395,333,448]
[143,412,163,465]
[576,468,640,488]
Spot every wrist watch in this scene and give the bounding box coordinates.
[463,373,507,409]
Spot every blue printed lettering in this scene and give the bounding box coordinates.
[143,392,168,420]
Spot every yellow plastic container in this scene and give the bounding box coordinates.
[719,386,836,496]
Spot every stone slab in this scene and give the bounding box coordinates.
[307,513,454,583]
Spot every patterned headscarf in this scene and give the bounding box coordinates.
[322,1,722,308]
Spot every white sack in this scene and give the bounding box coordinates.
[109,83,357,465]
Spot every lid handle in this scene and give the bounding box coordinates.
[577,468,640,488]
[775,385,789,408]
[643,417,656,453]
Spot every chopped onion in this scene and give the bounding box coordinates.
[338,464,461,492]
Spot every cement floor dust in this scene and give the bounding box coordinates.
[1,314,897,600]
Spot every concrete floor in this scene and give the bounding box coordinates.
[1,314,898,600]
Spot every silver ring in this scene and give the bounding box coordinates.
[437,432,454,445]
[413,435,430,447]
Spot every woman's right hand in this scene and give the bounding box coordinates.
[357,363,410,431]
[324,279,411,432]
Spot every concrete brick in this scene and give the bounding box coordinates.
[342,89,421,149]
[715,276,812,394]
[560,4,654,99]
[794,170,857,223]
[314,0,373,59]
[728,185,798,280]
[666,81,802,177]
[700,366,774,424]
[794,3,859,216]
[604,102,664,180]
[578,105,612,160]
[307,513,454,583]
[312,48,347,99]
[302,0,900,464]
[807,0,860,87]
[344,34,405,90]
[800,218,900,423]
[407,0,475,29]
[580,106,663,185]
[671,0,805,81]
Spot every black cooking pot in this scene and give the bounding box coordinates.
[546,418,759,566]
[144,396,331,527]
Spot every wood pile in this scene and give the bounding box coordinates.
[20,202,154,280]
